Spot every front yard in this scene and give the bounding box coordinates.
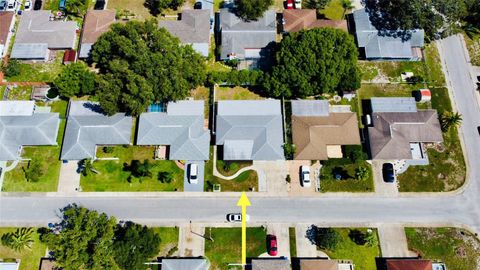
[406,227,480,270]
[0,228,47,270]
[80,146,184,192]
[463,33,480,66]
[320,160,374,192]
[152,227,179,257]
[205,227,267,270]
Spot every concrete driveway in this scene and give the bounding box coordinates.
[254,161,288,194]
[295,224,319,257]
[261,223,290,258]
[371,161,399,196]
[378,224,416,257]
[184,161,204,192]
[288,161,319,196]
[57,161,81,193]
[179,224,205,256]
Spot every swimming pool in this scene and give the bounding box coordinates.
[148,103,166,112]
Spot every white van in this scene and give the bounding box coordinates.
[6,0,16,11]
[188,163,198,184]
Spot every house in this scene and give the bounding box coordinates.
[159,10,211,57]
[219,9,276,62]
[10,11,77,60]
[0,11,15,57]
[384,259,446,270]
[79,9,116,58]
[298,259,354,270]
[353,8,424,61]
[0,101,60,161]
[61,101,132,160]
[137,100,210,161]
[251,258,291,270]
[283,9,348,33]
[215,100,285,161]
[367,97,443,160]
[291,100,360,160]
[160,258,209,270]
[0,261,20,270]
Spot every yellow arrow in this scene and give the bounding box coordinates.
[237,192,251,265]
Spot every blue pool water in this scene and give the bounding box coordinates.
[148,103,166,112]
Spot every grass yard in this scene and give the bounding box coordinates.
[107,0,153,20]
[289,227,297,258]
[205,227,267,270]
[190,86,210,117]
[5,52,64,82]
[320,0,345,20]
[216,160,253,177]
[423,43,446,87]
[319,228,380,270]
[397,88,466,192]
[405,227,480,270]
[463,33,480,66]
[81,146,184,192]
[152,227,179,257]
[215,86,262,101]
[0,228,47,270]
[320,160,374,192]
[3,86,32,100]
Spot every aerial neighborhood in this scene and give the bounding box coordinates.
[0,0,480,270]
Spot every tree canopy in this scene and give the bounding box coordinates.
[65,0,89,16]
[363,0,469,39]
[144,0,185,16]
[54,62,96,98]
[234,0,273,21]
[91,19,206,116]
[262,28,360,98]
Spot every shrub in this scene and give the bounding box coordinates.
[283,143,296,160]
[355,166,369,180]
[345,145,368,163]
[348,229,367,245]
[24,158,44,182]
[316,228,340,251]
[103,146,114,154]
[3,59,21,77]
[157,171,173,183]
[286,174,291,183]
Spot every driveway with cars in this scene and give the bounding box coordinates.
[184,161,205,192]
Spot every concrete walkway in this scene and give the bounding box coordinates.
[178,224,205,257]
[378,225,416,257]
[57,161,81,194]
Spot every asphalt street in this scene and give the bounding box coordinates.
[1,35,480,234]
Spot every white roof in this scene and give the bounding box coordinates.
[0,101,35,116]
[0,262,20,270]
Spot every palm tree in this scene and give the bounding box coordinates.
[440,111,463,132]
[341,0,354,19]
[79,159,97,176]
[1,228,34,251]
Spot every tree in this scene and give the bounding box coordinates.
[65,0,89,16]
[113,222,160,270]
[2,59,21,77]
[263,28,360,98]
[157,171,173,183]
[316,228,340,250]
[24,158,44,182]
[144,0,185,16]
[91,20,206,116]
[1,228,34,251]
[124,160,153,178]
[440,111,462,131]
[54,62,96,98]
[363,0,469,39]
[305,0,331,13]
[79,159,97,177]
[234,0,273,21]
[40,205,119,270]
[355,166,369,180]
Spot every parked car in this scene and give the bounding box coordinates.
[24,0,31,10]
[382,163,396,183]
[6,0,16,11]
[194,1,202,9]
[0,0,6,11]
[226,213,250,222]
[294,0,301,8]
[188,163,198,184]
[0,167,2,178]
[93,0,105,10]
[58,0,66,10]
[286,0,293,9]
[266,234,278,256]
[33,0,42,10]
[477,126,480,136]
[300,165,311,187]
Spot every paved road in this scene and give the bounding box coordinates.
[1,35,480,235]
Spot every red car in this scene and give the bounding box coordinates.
[286,0,294,9]
[267,234,278,256]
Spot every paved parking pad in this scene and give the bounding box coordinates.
[184,161,205,192]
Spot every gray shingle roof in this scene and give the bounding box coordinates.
[291,100,329,116]
[137,101,210,161]
[0,111,60,161]
[159,10,211,57]
[61,101,132,160]
[161,258,209,270]
[215,100,285,160]
[371,97,417,113]
[353,9,424,59]
[11,11,77,59]
[219,9,276,59]
[251,259,291,270]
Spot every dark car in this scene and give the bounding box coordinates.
[266,234,278,256]
[194,1,202,9]
[33,0,42,10]
[477,126,480,136]
[382,163,396,183]
[94,0,105,10]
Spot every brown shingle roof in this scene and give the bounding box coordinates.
[299,259,338,270]
[0,12,15,46]
[81,10,115,44]
[386,259,432,270]
[292,112,361,160]
[283,9,347,32]
[368,111,443,160]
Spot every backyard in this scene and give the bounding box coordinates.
[205,227,267,270]
[320,0,346,20]
[215,86,262,101]
[80,146,184,192]
[405,227,480,270]
[5,52,64,83]
[318,228,381,270]
[0,228,47,270]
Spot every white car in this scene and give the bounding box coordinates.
[300,165,311,187]
[188,163,198,184]
[24,0,31,10]
[294,0,301,9]
[226,213,250,222]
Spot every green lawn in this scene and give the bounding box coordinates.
[81,146,184,191]
[423,43,446,87]
[320,0,345,20]
[320,228,381,270]
[320,160,374,192]
[405,228,480,270]
[107,0,153,20]
[152,227,179,257]
[397,88,466,192]
[205,227,267,270]
[216,160,253,177]
[463,33,480,66]
[289,227,297,258]
[5,52,64,82]
[0,228,47,270]
[3,86,32,100]
[215,86,262,101]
